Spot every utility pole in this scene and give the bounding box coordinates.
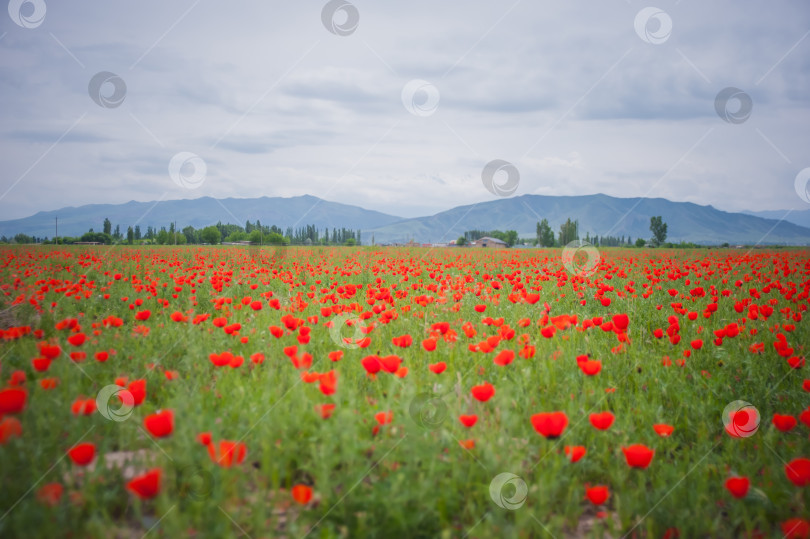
[55,216,58,245]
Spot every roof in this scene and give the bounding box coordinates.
[474,236,507,244]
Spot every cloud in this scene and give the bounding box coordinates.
[0,0,808,223]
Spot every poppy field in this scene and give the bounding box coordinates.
[1,244,809,538]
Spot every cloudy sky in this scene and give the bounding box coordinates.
[1,0,809,221]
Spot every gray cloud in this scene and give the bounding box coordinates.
[0,0,808,222]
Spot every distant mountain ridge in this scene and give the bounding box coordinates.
[0,195,402,239]
[2,193,810,246]
[741,209,810,230]
[367,194,810,246]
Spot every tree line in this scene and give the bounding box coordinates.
[5,218,364,246]
[532,216,668,247]
[2,215,671,248]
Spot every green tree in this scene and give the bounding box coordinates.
[456,236,467,246]
[345,237,356,246]
[502,230,518,247]
[80,231,112,244]
[127,226,134,244]
[103,218,112,235]
[200,226,221,245]
[13,233,34,244]
[134,225,141,240]
[649,216,668,247]
[558,218,578,246]
[266,232,285,245]
[635,238,646,248]
[536,219,555,247]
[156,228,170,245]
[224,231,248,243]
[249,229,263,244]
[182,226,197,244]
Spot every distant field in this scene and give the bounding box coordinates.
[1,245,809,538]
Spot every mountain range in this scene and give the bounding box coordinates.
[2,194,810,246]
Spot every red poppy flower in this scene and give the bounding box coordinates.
[127,468,161,499]
[580,360,602,376]
[0,416,23,444]
[799,409,810,429]
[0,387,27,415]
[564,445,586,463]
[540,326,556,339]
[585,485,610,505]
[208,352,228,367]
[471,383,495,402]
[143,409,174,438]
[207,440,247,467]
[67,333,86,347]
[31,357,52,372]
[531,412,568,439]
[622,444,654,469]
[459,415,478,428]
[71,398,96,416]
[773,414,797,432]
[361,355,382,375]
[493,350,515,366]
[9,370,25,386]
[725,407,759,438]
[422,338,437,352]
[788,356,805,369]
[319,370,338,396]
[40,378,59,390]
[316,403,336,419]
[724,476,749,499]
[269,325,283,338]
[474,304,486,313]
[589,412,614,431]
[229,355,244,368]
[785,458,810,487]
[127,379,146,406]
[68,442,96,466]
[328,350,343,362]
[782,519,810,539]
[653,424,674,437]
[36,482,63,507]
[292,484,313,505]
[392,335,413,348]
[39,344,61,360]
[612,314,629,332]
[197,432,212,445]
[429,362,446,374]
[459,439,475,449]
[375,411,393,425]
[379,355,402,373]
